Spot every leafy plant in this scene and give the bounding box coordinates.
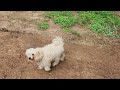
[38,21,49,30]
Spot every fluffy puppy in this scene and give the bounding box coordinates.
[25,36,65,71]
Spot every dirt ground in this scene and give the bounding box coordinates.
[0,11,120,79]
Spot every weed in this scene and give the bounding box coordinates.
[38,21,49,30]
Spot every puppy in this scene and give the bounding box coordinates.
[25,36,65,71]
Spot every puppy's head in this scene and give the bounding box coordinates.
[25,48,44,61]
[25,48,35,61]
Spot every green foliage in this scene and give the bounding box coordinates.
[78,11,120,37]
[44,11,120,38]
[45,11,73,19]
[45,11,78,28]
[38,21,49,30]
[54,16,78,27]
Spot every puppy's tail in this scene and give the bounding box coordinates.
[52,36,64,46]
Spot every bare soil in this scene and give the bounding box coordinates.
[0,11,120,79]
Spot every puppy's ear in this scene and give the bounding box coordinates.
[34,48,44,61]
[25,49,28,56]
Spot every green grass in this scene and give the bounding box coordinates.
[44,11,120,38]
[45,11,78,28]
[78,11,120,38]
[45,11,73,19]
[45,11,79,36]
[54,16,78,27]
[38,21,49,30]
[63,28,80,37]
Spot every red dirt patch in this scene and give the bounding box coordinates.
[0,30,120,79]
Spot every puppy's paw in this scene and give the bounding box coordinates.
[60,53,65,61]
[52,60,60,67]
[38,65,43,70]
[44,67,51,71]
[60,58,64,61]
[52,62,58,67]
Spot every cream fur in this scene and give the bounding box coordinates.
[25,36,65,71]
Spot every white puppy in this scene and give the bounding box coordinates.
[25,36,65,71]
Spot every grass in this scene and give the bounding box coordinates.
[45,11,78,28]
[78,11,120,38]
[44,11,79,36]
[54,16,78,28]
[45,11,73,19]
[38,21,49,30]
[44,11,120,38]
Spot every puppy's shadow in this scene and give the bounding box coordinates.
[50,59,66,71]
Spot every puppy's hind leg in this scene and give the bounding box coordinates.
[44,66,51,71]
[60,53,65,61]
[52,57,60,67]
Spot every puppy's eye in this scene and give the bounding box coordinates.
[32,54,34,55]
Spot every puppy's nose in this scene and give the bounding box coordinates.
[29,57,31,60]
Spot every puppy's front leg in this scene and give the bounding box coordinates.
[42,57,52,71]
[38,62,44,70]
[38,65,44,70]
[44,62,51,71]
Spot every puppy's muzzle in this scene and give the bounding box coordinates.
[28,57,34,60]
[29,57,32,60]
